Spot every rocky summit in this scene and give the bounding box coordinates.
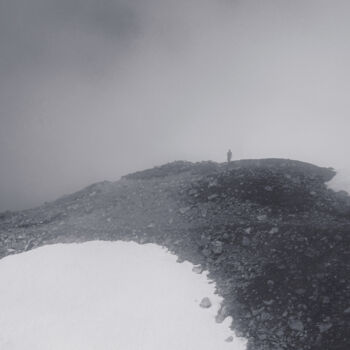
[0,158,349,350]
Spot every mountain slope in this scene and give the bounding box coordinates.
[0,158,349,350]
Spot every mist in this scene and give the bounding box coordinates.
[1,0,350,212]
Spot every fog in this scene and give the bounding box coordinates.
[1,0,350,212]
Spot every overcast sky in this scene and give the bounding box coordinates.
[1,0,350,212]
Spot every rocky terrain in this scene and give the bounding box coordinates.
[0,158,349,350]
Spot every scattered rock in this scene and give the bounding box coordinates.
[260,311,273,321]
[257,333,267,340]
[179,207,191,214]
[216,305,229,323]
[208,194,219,201]
[343,307,350,315]
[24,239,36,251]
[210,240,223,255]
[267,280,274,287]
[200,297,212,308]
[192,265,203,274]
[200,207,208,218]
[318,322,333,333]
[242,237,250,246]
[322,296,330,304]
[269,227,279,234]
[201,248,211,258]
[288,317,304,332]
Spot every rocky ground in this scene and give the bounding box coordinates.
[0,158,349,350]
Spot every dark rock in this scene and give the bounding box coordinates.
[343,307,350,315]
[179,207,191,214]
[242,237,251,246]
[225,336,234,342]
[216,304,229,323]
[201,248,211,258]
[288,317,304,332]
[200,297,212,308]
[210,240,223,255]
[192,265,203,274]
[318,322,333,333]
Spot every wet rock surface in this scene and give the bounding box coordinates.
[0,158,349,350]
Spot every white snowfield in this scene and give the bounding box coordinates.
[327,168,350,194]
[0,241,247,350]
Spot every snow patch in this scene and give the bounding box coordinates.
[0,241,246,350]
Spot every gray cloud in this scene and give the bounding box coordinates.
[1,0,350,211]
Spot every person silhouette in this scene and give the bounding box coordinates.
[227,149,232,163]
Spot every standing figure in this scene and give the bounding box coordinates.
[227,149,232,163]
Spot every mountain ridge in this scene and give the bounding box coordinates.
[0,158,349,350]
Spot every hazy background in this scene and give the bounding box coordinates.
[1,0,350,212]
